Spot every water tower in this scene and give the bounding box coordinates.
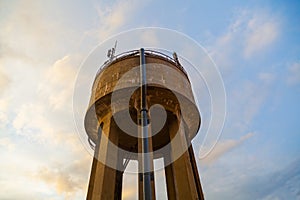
[84,48,204,199]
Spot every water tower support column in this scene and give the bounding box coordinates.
[87,116,123,200]
[164,117,204,200]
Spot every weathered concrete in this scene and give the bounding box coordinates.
[85,50,204,199]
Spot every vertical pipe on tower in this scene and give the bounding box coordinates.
[140,48,152,200]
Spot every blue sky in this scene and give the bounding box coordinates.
[0,0,300,199]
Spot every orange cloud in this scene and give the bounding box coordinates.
[201,132,254,165]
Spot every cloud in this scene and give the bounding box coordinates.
[12,101,85,154]
[139,29,161,47]
[209,8,280,69]
[10,53,82,149]
[287,62,300,85]
[0,96,10,128]
[0,1,149,199]
[202,156,300,200]
[227,72,276,132]
[13,103,64,145]
[0,137,15,151]
[196,69,276,160]
[0,1,76,63]
[91,0,147,41]
[234,158,300,199]
[12,103,52,142]
[0,112,8,128]
[0,0,149,198]
[0,141,63,199]
[36,167,82,198]
[37,55,78,110]
[0,69,10,94]
[258,72,276,84]
[259,159,300,199]
[201,132,254,165]
[195,70,273,162]
[243,12,279,58]
[34,154,91,199]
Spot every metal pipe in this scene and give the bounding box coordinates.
[140,48,152,200]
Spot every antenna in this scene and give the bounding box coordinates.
[107,41,118,61]
[173,52,181,66]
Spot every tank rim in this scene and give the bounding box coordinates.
[96,49,188,78]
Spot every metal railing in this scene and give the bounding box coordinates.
[95,49,188,77]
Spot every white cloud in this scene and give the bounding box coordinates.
[36,167,82,197]
[37,55,78,110]
[209,9,280,68]
[0,1,76,63]
[201,11,279,163]
[8,52,81,149]
[0,137,15,151]
[0,1,147,199]
[0,97,10,128]
[0,0,147,198]
[287,62,300,85]
[244,12,279,58]
[12,100,85,154]
[258,72,276,84]
[0,142,55,199]
[139,29,161,47]
[34,154,91,199]
[229,71,276,131]
[90,0,147,40]
[0,68,10,93]
[0,112,8,128]
[201,132,254,165]
[13,103,58,144]
[201,156,300,199]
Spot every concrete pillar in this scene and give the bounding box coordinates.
[87,116,123,200]
[188,145,205,199]
[164,117,203,200]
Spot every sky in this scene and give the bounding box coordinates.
[0,0,300,199]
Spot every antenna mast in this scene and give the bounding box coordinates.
[107,41,118,61]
